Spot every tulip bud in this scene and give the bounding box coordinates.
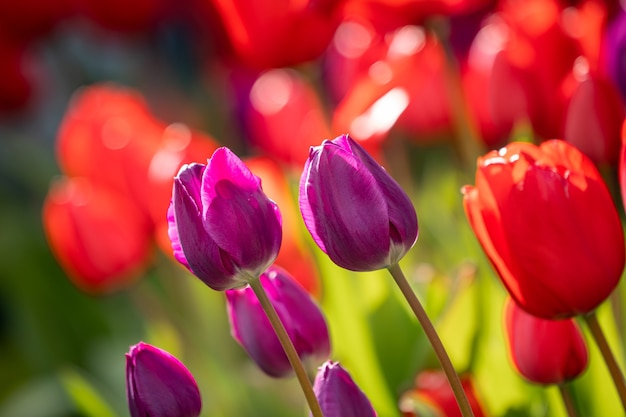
[169,147,282,291]
[299,134,418,271]
[311,361,377,417]
[504,298,588,385]
[463,140,625,319]
[126,342,201,417]
[225,265,330,377]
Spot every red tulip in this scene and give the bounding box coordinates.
[56,84,165,210]
[463,140,625,319]
[240,68,331,170]
[504,298,588,385]
[331,26,453,148]
[43,177,152,294]
[208,0,345,69]
[399,370,487,417]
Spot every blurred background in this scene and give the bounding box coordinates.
[1,0,626,416]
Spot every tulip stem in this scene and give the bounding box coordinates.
[583,311,626,412]
[387,263,475,417]
[558,384,578,417]
[249,278,324,417]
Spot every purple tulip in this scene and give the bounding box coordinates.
[226,265,330,377]
[126,342,201,417]
[299,134,418,271]
[169,147,282,291]
[311,361,377,417]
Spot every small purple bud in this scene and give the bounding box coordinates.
[299,134,418,271]
[169,147,282,290]
[312,361,377,417]
[126,342,201,417]
[225,265,330,377]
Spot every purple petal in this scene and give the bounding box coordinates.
[201,147,261,204]
[167,201,190,270]
[173,164,239,290]
[204,181,282,277]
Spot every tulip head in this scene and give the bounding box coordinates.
[311,361,377,417]
[463,140,625,319]
[225,265,330,377]
[299,134,418,271]
[126,342,201,417]
[169,147,282,290]
[505,298,588,385]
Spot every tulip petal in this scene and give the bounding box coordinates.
[167,201,189,270]
[201,147,282,278]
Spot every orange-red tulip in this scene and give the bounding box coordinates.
[463,140,625,319]
[504,298,588,385]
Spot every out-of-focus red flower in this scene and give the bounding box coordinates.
[245,156,320,296]
[207,0,345,69]
[56,84,219,223]
[504,298,588,385]
[488,0,581,140]
[563,69,625,166]
[399,370,487,417]
[43,177,152,294]
[239,68,331,170]
[48,83,220,293]
[330,25,453,150]
[56,84,164,205]
[463,140,625,319]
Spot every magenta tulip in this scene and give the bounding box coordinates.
[226,265,330,377]
[126,342,201,417]
[299,134,418,271]
[311,361,377,417]
[169,147,282,290]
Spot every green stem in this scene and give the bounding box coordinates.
[387,263,474,417]
[583,311,626,413]
[558,383,578,417]
[249,278,324,417]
